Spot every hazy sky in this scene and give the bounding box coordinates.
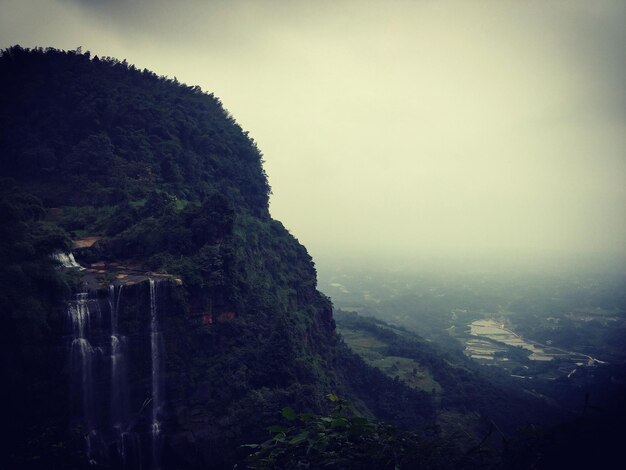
[1,0,625,265]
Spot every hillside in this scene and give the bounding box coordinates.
[0,46,451,469]
[0,46,334,468]
[334,311,559,436]
[0,46,586,470]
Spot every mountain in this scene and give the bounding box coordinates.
[0,46,575,469]
[0,46,439,469]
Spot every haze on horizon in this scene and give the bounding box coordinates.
[1,0,624,268]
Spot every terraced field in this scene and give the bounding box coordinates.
[339,327,442,394]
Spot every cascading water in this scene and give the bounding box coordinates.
[53,251,85,270]
[109,285,129,428]
[149,279,164,470]
[68,292,97,460]
[67,279,166,468]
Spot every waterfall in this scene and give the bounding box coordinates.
[121,431,143,470]
[68,287,131,467]
[68,292,96,453]
[67,280,165,468]
[107,283,144,470]
[149,278,163,470]
[109,284,128,430]
[67,293,110,464]
[52,251,85,270]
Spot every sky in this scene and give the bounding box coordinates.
[1,0,625,268]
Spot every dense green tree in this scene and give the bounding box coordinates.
[245,395,491,470]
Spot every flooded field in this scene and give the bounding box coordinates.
[469,319,555,361]
[465,319,600,370]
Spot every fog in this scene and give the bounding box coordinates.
[1,0,624,268]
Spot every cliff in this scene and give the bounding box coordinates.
[0,45,446,470]
[2,45,587,470]
[0,46,341,469]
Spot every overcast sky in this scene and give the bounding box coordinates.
[1,0,624,267]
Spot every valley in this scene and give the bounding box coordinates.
[320,263,626,415]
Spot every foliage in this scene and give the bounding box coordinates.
[0,45,270,220]
[0,183,71,346]
[245,394,491,469]
[0,46,340,468]
[0,182,76,467]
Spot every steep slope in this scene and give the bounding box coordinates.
[0,46,339,469]
[0,46,574,470]
[0,47,441,469]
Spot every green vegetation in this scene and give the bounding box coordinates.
[0,46,270,216]
[0,46,458,469]
[3,46,617,469]
[334,310,559,436]
[0,182,78,466]
[340,327,441,393]
[245,394,491,470]
[0,181,75,354]
[0,46,331,468]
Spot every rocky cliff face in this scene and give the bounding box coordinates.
[56,250,337,469]
[59,274,242,469]
[63,280,167,468]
